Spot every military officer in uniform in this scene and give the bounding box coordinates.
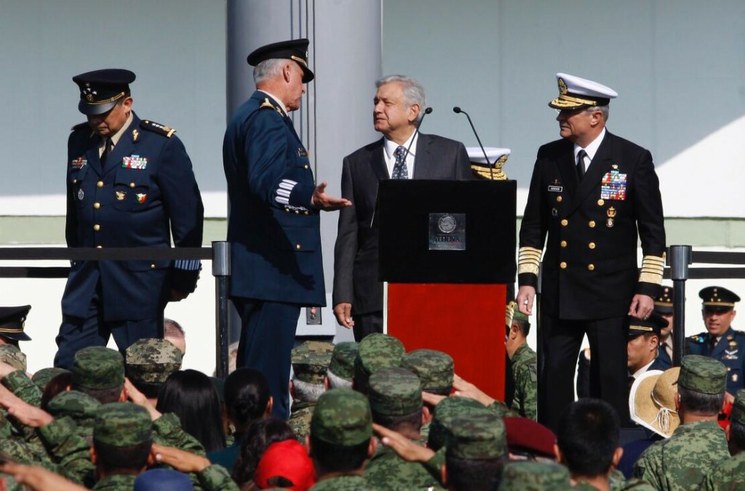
[653,285,674,369]
[223,39,350,420]
[0,306,32,347]
[516,73,666,431]
[687,286,745,395]
[56,69,204,369]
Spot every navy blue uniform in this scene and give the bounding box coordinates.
[56,113,203,368]
[686,327,745,394]
[223,91,324,419]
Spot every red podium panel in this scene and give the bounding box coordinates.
[387,283,505,401]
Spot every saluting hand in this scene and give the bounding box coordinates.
[311,182,352,211]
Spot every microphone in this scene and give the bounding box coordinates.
[453,106,492,179]
[402,106,433,162]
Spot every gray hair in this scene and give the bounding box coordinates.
[253,58,287,85]
[326,369,353,390]
[587,104,610,122]
[376,74,427,119]
[292,378,326,402]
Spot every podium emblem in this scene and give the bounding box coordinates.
[429,213,466,251]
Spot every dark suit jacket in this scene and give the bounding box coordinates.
[223,91,325,306]
[63,112,204,321]
[519,131,666,320]
[333,134,471,314]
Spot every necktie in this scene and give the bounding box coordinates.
[101,138,113,166]
[576,149,587,180]
[391,145,408,179]
[707,335,717,355]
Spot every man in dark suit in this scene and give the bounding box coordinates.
[56,69,204,369]
[687,286,745,396]
[223,39,350,419]
[333,75,472,341]
[516,73,666,431]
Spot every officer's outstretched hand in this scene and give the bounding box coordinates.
[311,182,352,211]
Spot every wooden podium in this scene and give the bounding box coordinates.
[377,180,516,399]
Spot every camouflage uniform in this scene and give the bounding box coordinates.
[445,411,507,490]
[633,356,730,490]
[510,343,537,420]
[46,390,101,439]
[700,388,745,491]
[327,341,358,386]
[0,345,27,372]
[364,367,444,490]
[354,333,404,394]
[310,389,375,491]
[289,341,334,441]
[608,469,657,491]
[401,349,454,441]
[497,461,572,490]
[72,346,125,394]
[31,366,70,391]
[125,337,183,391]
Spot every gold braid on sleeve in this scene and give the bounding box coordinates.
[639,253,666,285]
[518,246,543,276]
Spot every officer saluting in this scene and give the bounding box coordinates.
[56,69,204,369]
[687,286,745,395]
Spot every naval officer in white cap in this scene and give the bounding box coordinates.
[516,73,666,431]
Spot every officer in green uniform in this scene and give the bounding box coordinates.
[506,305,537,420]
[700,388,745,491]
[288,340,333,441]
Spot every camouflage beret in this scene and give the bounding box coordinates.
[354,334,404,390]
[291,340,334,384]
[402,349,454,394]
[94,402,152,447]
[678,355,727,395]
[47,390,101,430]
[730,388,745,426]
[446,411,507,460]
[0,438,41,465]
[498,461,571,490]
[327,342,358,381]
[0,345,26,372]
[73,346,125,390]
[369,367,422,417]
[125,338,183,385]
[32,367,70,391]
[311,388,372,446]
[428,396,491,451]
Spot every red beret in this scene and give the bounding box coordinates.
[504,416,556,458]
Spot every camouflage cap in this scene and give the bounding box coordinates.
[47,390,101,430]
[368,367,422,417]
[678,355,727,395]
[0,345,26,372]
[32,367,70,391]
[73,346,124,390]
[428,396,493,451]
[354,333,404,391]
[93,402,152,447]
[446,411,507,460]
[730,388,745,426]
[0,438,40,465]
[498,461,571,491]
[401,349,454,394]
[125,338,183,385]
[291,340,334,384]
[328,342,358,381]
[311,388,372,446]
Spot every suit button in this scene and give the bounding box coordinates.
[295,210,300,214]
[130,182,136,188]
[560,261,567,269]
[96,245,102,249]
[588,264,595,271]
[561,219,568,227]
[560,240,567,248]
[73,179,78,184]
[588,220,596,228]
[588,242,596,249]
[150,263,156,269]
[93,202,101,209]
[93,224,100,231]
[304,164,309,169]
[597,199,605,206]
[97,181,104,188]
[296,244,301,250]
[556,196,563,203]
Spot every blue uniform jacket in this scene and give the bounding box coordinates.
[223,91,325,306]
[686,327,745,393]
[63,113,204,321]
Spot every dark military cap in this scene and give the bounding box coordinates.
[654,285,673,315]
[247,38,314,83]
[627,312,667,339]
[368,367,422,417]
[72,68,136,116]
[446,411,507,460]
[428,396,492,451]
[0,305,31,342]
[700,286,740,313]
[291,340,334,384]
[0,345,26,372]
[94,402,152,447]
[134,468,194,491]
[401,349,454,394]
[730,388,745,426]
[73,346,125,390]
[499,461,572,491]
[47,390,101,431]
[311,388,372,446]
[678,355,727,395]
[328,341,358,381]
[32,366,70,391]
[125,338,183,385]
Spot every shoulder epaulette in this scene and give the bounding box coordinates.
[140,119,176,138]
[688,334,706,343]
[71,122,88,132]
[260,98,275,110]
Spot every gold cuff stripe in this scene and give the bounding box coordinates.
[639,254,665,285]
[518,247,542,275]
